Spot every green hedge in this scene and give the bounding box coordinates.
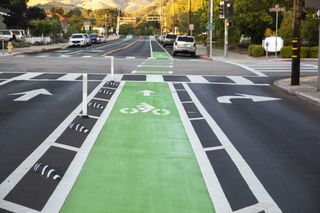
[248,45,265,57]
[280,46,318,58]
[310,47,318,58]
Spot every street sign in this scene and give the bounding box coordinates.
[206,23,214,30]
[189,24,194,31]
[315,8,320,19]
[306,0,319,8]
[269,4,286,12]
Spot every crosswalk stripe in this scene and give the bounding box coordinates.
[187,75,209,84]
[146,75,164,82]
[57,73,82,81]
[227,76,254,85]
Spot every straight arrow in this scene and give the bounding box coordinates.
[139,90,156,97]
[9,89,52,101]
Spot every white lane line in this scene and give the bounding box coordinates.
[146,75,164,82]
[88,115,99,119]
[187,75,209,84]
[183,83,282,213]
[181,101,193,104]
[203,146,224,152]
[233,203,266,213]
[36,55,49,58]
[57,73,82,81]
[149,37,153,58]
[0,200,40,213]
[226,76,254,85]
[169,83,232,213]
[43,80,125,212]
[219,60,267,77]
[0,72,43,87]
[92,97,108,102]
[52,143,80,152]
[82,56,92,58]
[59,54,71,58]
[0,75,111,206]
[126,56,135,59]
[189,117,204,121]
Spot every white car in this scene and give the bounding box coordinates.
[158,35,165,44]
[98,35,106,43]
[11,30,25,42]
[172,36,196,57]
[84,34,91,46]
[0,30,13,42]
[69,34,87,47]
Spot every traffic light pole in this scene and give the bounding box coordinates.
[291,0,302,85]
[224,18,228,57]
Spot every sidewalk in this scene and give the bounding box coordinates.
[2,35,121,56]
[275,76,320,107]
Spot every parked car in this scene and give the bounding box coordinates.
[10,29,25,42]
[0,30,13,41]
[68,34,87,47]
[84,34,91,46]
[159,34,165,44]
[89,33,99,44]
[172,36,196,57]
[99,35,106,43]
[162,34,177,47]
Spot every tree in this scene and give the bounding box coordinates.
[2,0,28,29]
[278,11,293,45]
[119,24,134,35]
[30,19,62,37]
[301,12,319,46]
[68,15,83,32]
[26,7,46,21]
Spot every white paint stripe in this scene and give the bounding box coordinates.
[43,80,125,212]
[154,39,174,60]
[47,169,55,178]
[183,83,282,212]
[169,83,232,213]
[187,75,209,84]
[149,37,153,58]
[126,56,135,59]
[79,126,85,132]
[0,75,111,202]
[88,115,99,119]
[0,72,43,87]
[203,146,224,152]
[36,55,49,58]
[233,203,266,213]
[146,75,164,82]
[82,56,92,58]
[41,165,48,176]
[93,97,108,102]
[188,82,270,86]
[59,54,71,58]
[0,199,40,213]
[189,117,204,121]
[111,74,123,81]
[57,73,82,81]
[181,101,193,104]
[220,60,267,77]
[226,76,254,85]
[52,143,80,152]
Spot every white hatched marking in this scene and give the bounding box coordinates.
[187,75,209,84]
[57,73,82,81]
[146,75,164,82]
[203,146,224,152]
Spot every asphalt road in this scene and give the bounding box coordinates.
[0,35,319,212]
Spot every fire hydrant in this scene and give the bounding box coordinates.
[7,42,13,54]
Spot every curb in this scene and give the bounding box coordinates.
[13,47,64,56]
[274,79,320,107]
[200,55,213,61]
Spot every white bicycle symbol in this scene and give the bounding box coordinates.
[120,102,170,116]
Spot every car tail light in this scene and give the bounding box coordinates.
[175,42,177,46]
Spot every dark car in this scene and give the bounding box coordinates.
[89,33,99,44]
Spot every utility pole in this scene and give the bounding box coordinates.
[189,0,192,36]
[172,0,175,33]
[291,0,302,85]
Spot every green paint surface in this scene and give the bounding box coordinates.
[126,35,133,40]
[153,51,171,59]
[61,82,214,213]
[135,70,171,74]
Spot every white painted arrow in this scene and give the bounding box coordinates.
[217,93,281,104]
[9,89,52,101]
[139,90,156,97]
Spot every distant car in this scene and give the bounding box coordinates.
[99,35,106,43]
[84,34,91,46]
[159,35,165,44]
[10,30,25,42]
[0,30,13,42]
[172,36,196,57]
[69,34,87,47]
[89,33,99,44]
[162,34,177,47]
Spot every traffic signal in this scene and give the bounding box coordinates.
[225,0,234,18]
[219,1,225,19]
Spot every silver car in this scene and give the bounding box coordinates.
[172,36,196,57]
[162,34,177,47]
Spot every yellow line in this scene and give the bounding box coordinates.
[102,40,139,56]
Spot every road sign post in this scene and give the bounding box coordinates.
[82,74,88,118]
[269,4,286,58]
[189,24,194,36]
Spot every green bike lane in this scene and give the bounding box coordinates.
[61,82,215,213]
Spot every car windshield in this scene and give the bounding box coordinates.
[177,37,194,42]
[12,31,20,35]
[71,35,83,39]
[90,34,98,38]
[166,34,176,39]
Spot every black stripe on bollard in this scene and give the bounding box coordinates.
[33,163,62,181]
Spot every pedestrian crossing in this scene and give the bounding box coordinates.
[244,61,318,74]
[0,72,270,85]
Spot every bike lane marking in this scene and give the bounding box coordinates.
[61,82,214,213]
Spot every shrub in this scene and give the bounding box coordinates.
[248,45,265,57]
[280,46,310,58]
[280,46,292,58]
[309,47,318,58]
